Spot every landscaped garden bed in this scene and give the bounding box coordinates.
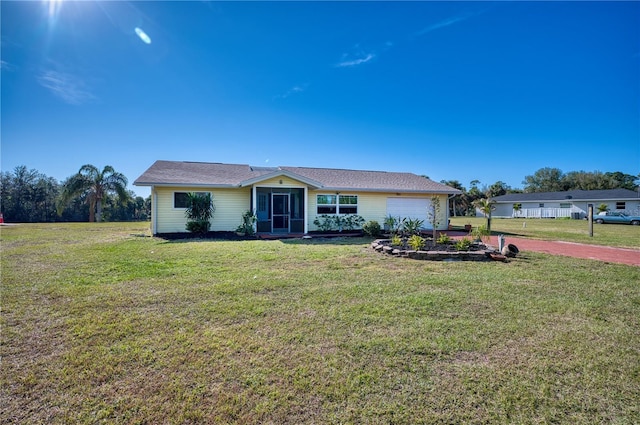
[371,237,499,261]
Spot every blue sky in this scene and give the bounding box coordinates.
[2,1,639,198]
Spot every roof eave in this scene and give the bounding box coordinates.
[238,170,324,189]
[133,182,237,188]
[313,187,462,194]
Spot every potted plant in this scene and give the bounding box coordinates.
[464,223,472,232]
[235,210,257,236]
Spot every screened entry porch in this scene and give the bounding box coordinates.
[255,187,305,234]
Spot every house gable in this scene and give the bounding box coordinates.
[239,170,323,189]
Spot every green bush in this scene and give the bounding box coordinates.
[363,220,382,237]
[454,238,472,251]
[314,214,365,232]
[391,235,403,247]
[470,224,490,242]
[342,215,365,231]
[235,210,257,236]
[384,215,403,234]
[402,218,424,235]
[186,219,210,234]
[185,193,214,234]
[408,234,425,250]
[436,233,451,244]
[313,215,335,231]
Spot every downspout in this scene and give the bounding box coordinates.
[447,193,456,227]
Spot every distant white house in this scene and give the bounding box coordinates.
[489,189,640,219]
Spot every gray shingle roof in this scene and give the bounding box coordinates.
[134,160,461,194]
[492,189,640,202]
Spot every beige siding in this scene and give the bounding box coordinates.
[307,191,449,231]
[155,186,251,233]
[256,176,307,188]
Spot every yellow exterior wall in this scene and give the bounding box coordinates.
[307,192,449,231]
[154,186,251,233]
[255,176,307,188]
[152,184,450,233]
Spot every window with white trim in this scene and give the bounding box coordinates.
[616,202,625,210]
[174,192,209,209]
[338,195,358,214]
[316,194,358,214]
[560,203,571,208]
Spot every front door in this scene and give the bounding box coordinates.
[272,194,290,233]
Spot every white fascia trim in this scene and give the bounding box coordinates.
[238,170,323,189]
[134,183,236,188]
[313,187,462,195]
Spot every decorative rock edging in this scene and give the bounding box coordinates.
[371,239,501,262]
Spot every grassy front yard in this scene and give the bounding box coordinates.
[2,222,639,424]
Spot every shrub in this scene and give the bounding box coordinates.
[470,224,490,242]
[454,238,472,251]
[408,234,425,250]
[437,233,451,244]
[363,220,382,237]
[314,214,365,232]
[391,235,403,247]
[342,215,365,231]
[186,220,210,234]
[235,210,257,236]
[185,193,214,234]
[313,215,335,232]
[384,215,403,234]
[402,218,424,235]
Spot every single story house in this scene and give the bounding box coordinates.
[490,189,640,219]
[134,160,461,235]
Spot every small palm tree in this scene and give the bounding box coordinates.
[473,198,496,232]
[513,203,522,218]
[59,165,129,222]
[185,192,214,234]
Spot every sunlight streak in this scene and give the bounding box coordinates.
[46,0,63,17]
[135,27,152,44]
[44,0,64,28]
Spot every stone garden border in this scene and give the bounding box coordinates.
[371,239,504,262]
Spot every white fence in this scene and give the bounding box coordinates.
[512,208,578,219]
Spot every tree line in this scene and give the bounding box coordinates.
[1,165,150,223]
[1,164,637,223]
[441,168,639,217]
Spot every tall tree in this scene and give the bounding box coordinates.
[523,167,566,193]
[487,181,510,198]
[603,171,639,191]
[0,166,60,222]
[59,165,129,222]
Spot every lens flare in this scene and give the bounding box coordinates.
[135,27,151,44]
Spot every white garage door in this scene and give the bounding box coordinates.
[386,197,432,228]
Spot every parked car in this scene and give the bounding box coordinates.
[594,211,640,225]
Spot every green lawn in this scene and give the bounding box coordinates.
[2,222,639,424]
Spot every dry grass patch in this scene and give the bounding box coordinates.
[1,223,639,424]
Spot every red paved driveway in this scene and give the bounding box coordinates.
[445,232,640,266]
[487,235,640,266]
